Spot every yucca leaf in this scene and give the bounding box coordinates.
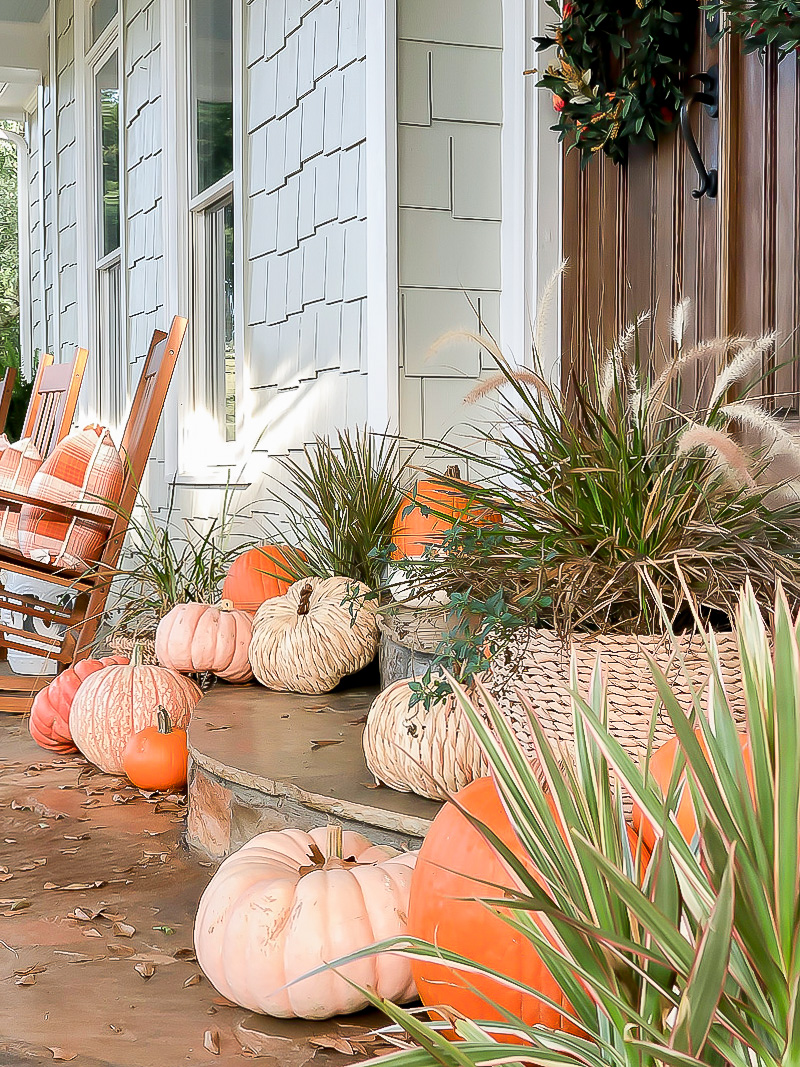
[670,848,735,1056]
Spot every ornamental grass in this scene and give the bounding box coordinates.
[412,307,800,636]
[330,581,800,1067]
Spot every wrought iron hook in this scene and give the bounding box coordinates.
[680,67,719,200]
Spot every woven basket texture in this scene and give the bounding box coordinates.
[250,576,379,695]
[107,631,158,665]
[486,628,746,769]
[364,679,490,801]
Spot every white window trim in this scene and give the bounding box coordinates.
[75,0,127,424]
[178,0,244,479]
[0,128,33,375]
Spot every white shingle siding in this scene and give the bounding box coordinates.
[397,0,504,465]
[245,0,367,474]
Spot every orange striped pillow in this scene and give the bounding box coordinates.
[0,437,42,550]
[18,426,124,571]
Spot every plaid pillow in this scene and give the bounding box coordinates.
[0,437,42,550]
[18,425,124,571]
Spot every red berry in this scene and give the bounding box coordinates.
[553,95,566,112]
[563,1,575,16]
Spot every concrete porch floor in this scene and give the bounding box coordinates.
[0,716,403,1067]
[187,681,441,860]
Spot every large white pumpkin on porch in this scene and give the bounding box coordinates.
[194,825,418,1019]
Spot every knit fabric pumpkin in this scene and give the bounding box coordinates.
[363,679,490,801]
[249,577,379,694]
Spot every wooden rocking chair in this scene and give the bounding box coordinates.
[0,348,89,454]
[0,318,187,711]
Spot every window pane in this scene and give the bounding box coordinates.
[223,200,235,442]
[190,0,233,194]
[205,199,236,441]
[91,0,117,44]
[96,53,120,257]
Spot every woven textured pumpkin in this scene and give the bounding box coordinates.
[249,577,379,694]
[70,648,202,774]
[28,655,129,754]
[222,544,304,613]
[363,679,490,801]
[194,824,417,1019]
[155,600,253,683]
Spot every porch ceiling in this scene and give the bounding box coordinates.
[0,0,48,116]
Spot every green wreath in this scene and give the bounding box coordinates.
[714,1,800,59]
[535,1,695,166]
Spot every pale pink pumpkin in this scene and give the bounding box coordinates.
[70,648,202,774]
[194,825,417,1019]
[155,600,253,683]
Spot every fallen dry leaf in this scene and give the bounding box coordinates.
[48,1048,77,1062]
[309,1035,356,1055]
[0,898,31,912]
[112,921,135,937]
[348,715,368,726]
[310,739,344,750]
[183,972,201,987]
[60,848,79,855]
[15,973,36,986]
[134,961,155,979]
[204,1030,220,1056]
[14,964,46,977]
[17,859,47,871]
[107,944,135,958]
[44,880,105,891]
[235,1021,292,1056]
[173,947,196,961]
[0,873,13,883]
[63,834,89,841]
[82,928,103,938]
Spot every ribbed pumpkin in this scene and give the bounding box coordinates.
[222,544,304,613]
[249,577,379,694]
[363,679,490,800]
[28,655,129,754]
[194,824,417,1019]
[155,600,253,683]
[70,648,202,774]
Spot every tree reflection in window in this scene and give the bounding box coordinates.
[191,0,233,194]
[97,53,119,256]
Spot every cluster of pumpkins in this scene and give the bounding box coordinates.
[194,727,727,1025]
[29,648,202,790]
[155,545,380,695]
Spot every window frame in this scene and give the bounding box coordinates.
[180,0,244,472]
[83,3,127,430]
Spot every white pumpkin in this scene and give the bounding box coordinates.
[194,825,417,1019]
[248,576,379,694]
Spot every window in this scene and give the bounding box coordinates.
[189,0,236,443]
[91,42,125,426]
[96,53,120,257]
[91,0,117,45]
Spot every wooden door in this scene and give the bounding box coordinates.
[562,14,800,413]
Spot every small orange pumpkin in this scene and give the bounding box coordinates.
[222,545,305,612]
[391,466,479,561]
[123,706,188,791]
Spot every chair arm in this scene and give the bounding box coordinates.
[0,488,115,528]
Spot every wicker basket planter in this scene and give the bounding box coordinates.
[486,627,746,769]
[107,630,158,665]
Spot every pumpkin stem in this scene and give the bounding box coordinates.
[156,706,173,734]
[325,823,343,861]
[219,598,235,612]
[444,465,461,480]
[297,583,314,617]
[131,643,144,668]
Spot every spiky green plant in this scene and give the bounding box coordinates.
[267,427,407,592]
[323,581,800,1067]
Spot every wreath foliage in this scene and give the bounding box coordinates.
[535,0,695,166]
[714,1,800,59]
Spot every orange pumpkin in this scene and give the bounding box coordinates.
[123,706,189,791]
[631,729,753,852]
[409,777,648,1032]
[70,647,202,774]
[222,545,305,612]
[391,466,482,561]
